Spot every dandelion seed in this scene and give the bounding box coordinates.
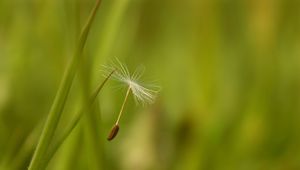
[103,58,160,141]
[102,58,160,105]
[107,124,119,141]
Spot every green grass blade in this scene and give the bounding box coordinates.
[43,70,115,167]
[28,1,103,170]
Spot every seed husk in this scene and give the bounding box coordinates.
[107,124,119,141]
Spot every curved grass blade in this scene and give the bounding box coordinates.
[28,1,103,169]
[43,69,115,167]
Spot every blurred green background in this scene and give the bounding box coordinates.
[1,0,300,169]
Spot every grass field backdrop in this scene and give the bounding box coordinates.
[0,0,300,169]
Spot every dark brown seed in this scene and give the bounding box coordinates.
[107,124,119,141]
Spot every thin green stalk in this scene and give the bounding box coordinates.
[28,1,102,169]
[10,124,41,170]
[43,70,115,167]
